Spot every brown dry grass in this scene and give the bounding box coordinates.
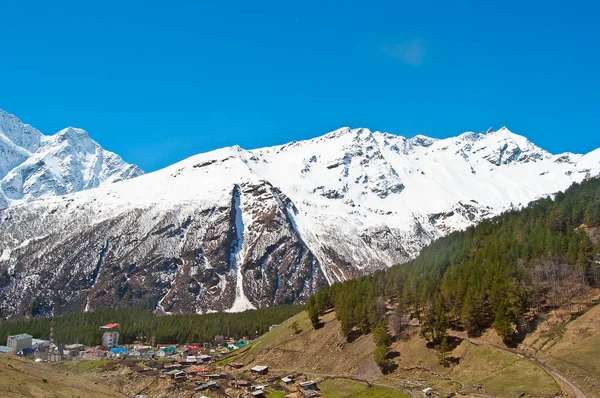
[538,303,600,398]
[238,310,382,380]
[0,354,125,398]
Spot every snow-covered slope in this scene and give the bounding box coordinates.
[0,109,143,209]
[0,124,598,317]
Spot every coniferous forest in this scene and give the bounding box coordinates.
[0,305,302,346]
[307,177,600,359]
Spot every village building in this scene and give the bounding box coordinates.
[231,380,251,388]
[165,369,186,380]
[281,376,294,384]
[0,346,14,354]
[198,354,211,362]
[7,333,33,352]
[100,323,120,349]
[63,343,85,357]
[206,373,227,379]
[184,365,209,374]
[195,381,218,391]
[133,345,152,354]
[250,365,269,375]
[298,380,319,390]
[228,361,244,369]
[31,338,50,350]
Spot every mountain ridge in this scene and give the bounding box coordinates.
[0,109,599,317]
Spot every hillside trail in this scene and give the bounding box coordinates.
[258,368,420,397]
[465,337,587,398]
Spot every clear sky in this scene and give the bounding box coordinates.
[1,0,599,171]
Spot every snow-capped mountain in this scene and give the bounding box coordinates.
[0,122,599,317]
[0,109,143,209]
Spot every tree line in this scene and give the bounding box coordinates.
[0,305,302,346]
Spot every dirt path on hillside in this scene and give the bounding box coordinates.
[466,338,587,398]
[260,368,420,397]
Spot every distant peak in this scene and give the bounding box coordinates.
[492,126,513,135]
[460,127,521,142]
[57,126,89,136]
[409,134,437,147]
[321,127,374,140]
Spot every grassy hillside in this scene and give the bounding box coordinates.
[231,310,564,397]
[0,355,125,398]
[525,299,600,397]
[235,310,382,380]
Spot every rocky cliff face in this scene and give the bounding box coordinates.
[0,120,599,317]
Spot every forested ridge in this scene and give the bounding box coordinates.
[307,177,600,367]
[0,305,302,346]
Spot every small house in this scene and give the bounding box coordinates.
[250,365,268,375]
[231,380,251,388]
[64,344,86,358]
[228,362,244,369]
[185,365,209,374]
[198,354,211,362]
[195,381,218,391]
[281,376,294,384]
[206,373,227,379]
[32,339,50,350]
[298,381,318,390]
[252,390,265,397]
[165,369,186,380]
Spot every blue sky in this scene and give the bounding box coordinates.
[1,0,599,171]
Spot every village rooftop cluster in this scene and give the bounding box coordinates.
[0,322,324,397]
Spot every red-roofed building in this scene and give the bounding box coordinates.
[100,323,120,330]
[100,323,120,348]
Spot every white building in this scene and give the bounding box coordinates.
[100,323,120,349]
[7,334,33,352]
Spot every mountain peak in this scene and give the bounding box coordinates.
[56,126,89,138]
[0,110,143,208]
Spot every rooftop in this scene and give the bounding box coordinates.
[32,338,50,345]
[100,323,120,330]
[8,333,33,340]
[0,346,15,353]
